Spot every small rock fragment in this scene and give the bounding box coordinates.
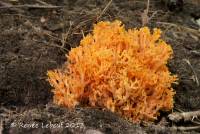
[85,129,104,134]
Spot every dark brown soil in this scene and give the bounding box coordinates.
[0,0,200,134]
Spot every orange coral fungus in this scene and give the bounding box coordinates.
[47,20,178,122]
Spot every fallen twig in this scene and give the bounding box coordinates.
[168,110,200,123]
[190,50,200,56]
[157,21,200,38]
[0,1,24,12]
[0,4,64,9]
[176,126,200,131]
[148,125,200,132]
[192,120,200,125]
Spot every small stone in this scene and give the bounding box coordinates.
[85,129,104,134]
[40,17,46,23]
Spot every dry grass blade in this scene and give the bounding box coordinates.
[0,120,2,134]
[183,59,199,87]
[141,0,150,26]
[35,0,52,6]
[96,0,112,21]
[23,20,68,51]
[61,21,73,48]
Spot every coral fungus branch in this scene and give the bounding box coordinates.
[47,20,178,122]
